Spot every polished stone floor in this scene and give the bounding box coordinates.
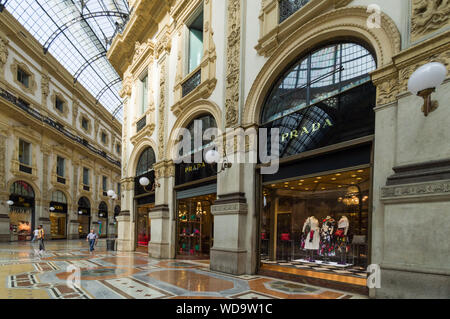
[0,240,366,299]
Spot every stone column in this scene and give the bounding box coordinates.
[149,160,175,259]
[38,148,51,236]
[117,177,134,251]
[69,162,80,239]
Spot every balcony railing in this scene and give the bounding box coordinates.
[136,116,146,133]
[0,87,121,168]
[279,0,311,23]
[182,69,201,98]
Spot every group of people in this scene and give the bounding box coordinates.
[30,227,99,256]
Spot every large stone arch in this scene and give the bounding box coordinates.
[166,99,222,161]
[243,6,401,125]
[7,178,41,201]
[127,138,158,178]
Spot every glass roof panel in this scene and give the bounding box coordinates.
[3,0,130,123]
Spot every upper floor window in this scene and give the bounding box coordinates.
[117,182,121,196]
[56,156,65,177]
[83,167,90,185]
[140,74,148,115]
[55,96,64,113]
[187,9,204,74]
[81,117,89,131]
[279,0,311,23]
[101,132,107,144]
[102,176,108,192]
[261,42,376,124]
[18,139,31,166]
[116,143,121,155]
[17,68,30,88]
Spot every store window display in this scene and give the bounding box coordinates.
[50,190,68,239]
[137,203,154,247]
[261,168,370,268]
[9,181,35,241]
[77,197,91,238]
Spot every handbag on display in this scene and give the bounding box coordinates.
[334,229,345,237]
[280,233,290,241]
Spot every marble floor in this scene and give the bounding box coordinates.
[0,240,367,299]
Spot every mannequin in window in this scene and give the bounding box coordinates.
[336,215,350,265]
[320,216,336,263]
[302,216,320,262]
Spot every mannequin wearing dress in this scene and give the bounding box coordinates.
[336,216,350,264]
[302,216,320,262]
[320,216,336,262]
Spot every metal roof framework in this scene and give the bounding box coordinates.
[1,0,130,122]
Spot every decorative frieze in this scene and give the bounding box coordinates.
[41,74,50,103]
[411,0,450,42]
[381,180,450,202]
[225,0,241,127]
[0,34,8,77]
[154,160,175,180]
[158,59,168,160]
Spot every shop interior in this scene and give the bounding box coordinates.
[137,203,154,247]
[177,193,215,258]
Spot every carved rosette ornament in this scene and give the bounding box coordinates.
[411,0,450,41]
[225,0,241,127]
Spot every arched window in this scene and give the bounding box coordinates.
[136,147,156,177]
[183,114,217,155]
[260,42,377,159]
[261,42,376,124]
[10,181,35,198]
[78,197,90,209]
[51,190,67,203]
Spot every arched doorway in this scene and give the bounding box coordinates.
[258,42,376,277]
[9,181,35,241]
[135,147,156,247]
[50,190,68,239]
[98,201,108,238]
[77,197,91,238]
[174,114,217,258]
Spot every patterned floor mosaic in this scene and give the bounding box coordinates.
[261,259,368,278]
[0,240,367,299]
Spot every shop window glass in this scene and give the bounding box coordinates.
[188,10,204,74]
[137,203,154,247]
[177,194,214,257]
[261,168,370,268]
[181,114,217,157]
[18,139,31,166]
[261,43,376,124]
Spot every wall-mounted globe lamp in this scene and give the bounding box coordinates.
[139,176,160,193]
[49,207,55,212]
[408,62,447,117]
[6,200,14,206]
[204,149,232,173]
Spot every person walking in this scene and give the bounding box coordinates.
[37,225,45,256]
[86,229,98,254]
[31,228,39,242]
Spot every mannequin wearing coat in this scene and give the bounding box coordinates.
[336,216,350,264]
[302,216,320,261]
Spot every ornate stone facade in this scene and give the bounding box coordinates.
[411,0,450,42]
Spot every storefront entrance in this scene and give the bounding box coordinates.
[77,197,91,238]
[9,181,35,241]
[137,203,154,247]
[98,202,108,238]
[50,191,68,239]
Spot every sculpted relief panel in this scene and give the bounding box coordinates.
[411,0,450,42]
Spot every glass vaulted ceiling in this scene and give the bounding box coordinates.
[3,0,130,122]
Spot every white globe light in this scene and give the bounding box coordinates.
[408,62,447,95]
[112,194,118,200]
[107,190,115,197]
[78,211,83,215]
[139,177,150,186]
[205,149,220,164]
[49,207,55,211]
[6,200,14,206]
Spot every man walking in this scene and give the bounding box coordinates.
[86,229,98,254]
[37,225,45,256]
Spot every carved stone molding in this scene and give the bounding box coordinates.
[0,134,6,191]
[154,160,175,180]
[0,33,8,77]
[411,0,450,43]
[225,0,241,127]
[10,59,37,95]
[72,100,79,127]
[50,91,69,118]
[158,59,168,160]
[381,179,450,203]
